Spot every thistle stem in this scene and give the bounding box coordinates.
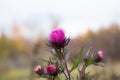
[57,48,71,80]
[61,55,71,80]
[64,60,71,80]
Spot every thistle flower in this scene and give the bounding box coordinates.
[34,65,44,76]
[50,29,65,44]
[45,64,57,75]
[49,28,70,49]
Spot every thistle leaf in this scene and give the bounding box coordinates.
[85,56,96,67]
[70,47,83,72]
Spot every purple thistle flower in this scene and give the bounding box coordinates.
[50,28,65,44]
[48,28,70,49]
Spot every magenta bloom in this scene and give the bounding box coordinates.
[98,51,104,59]
[46,64,57,74]
[50,29,65,44]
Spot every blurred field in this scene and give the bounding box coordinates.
[0,68,30,80]
[0,25,120,80]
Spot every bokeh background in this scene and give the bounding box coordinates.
[0,0,120,80]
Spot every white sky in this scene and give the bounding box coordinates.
[0,0,120,38]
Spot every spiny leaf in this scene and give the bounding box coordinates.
[70,47,83,72]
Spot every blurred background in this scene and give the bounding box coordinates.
[0,0,120,80]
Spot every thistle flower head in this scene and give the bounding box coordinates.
[45,64,57,75]
[50,28,65,44]
[48,28,70,49]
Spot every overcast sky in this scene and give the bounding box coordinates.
[0,0,120,38]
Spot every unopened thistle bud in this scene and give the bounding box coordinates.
[34,65,44,76]
[45,64,57,75]
[94,51,104,62]
[98,51,104,59]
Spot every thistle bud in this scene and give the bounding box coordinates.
[98,51,104,59]
[34,65,44,76]
[45,64,57,75]
[94,51,104,62]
